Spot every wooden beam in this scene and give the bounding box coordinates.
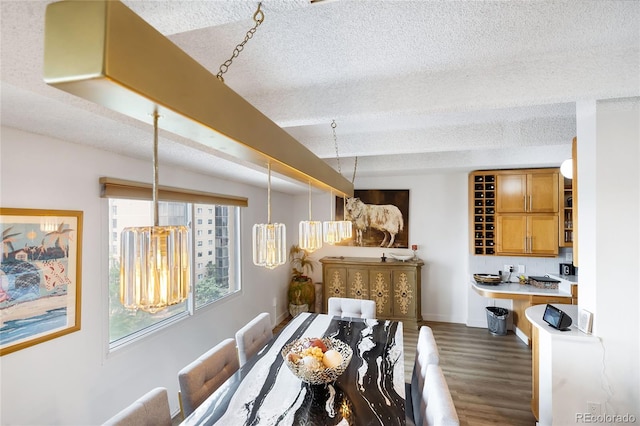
[43,0,353,197]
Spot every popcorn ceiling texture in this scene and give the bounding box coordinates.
[1,0,638,191]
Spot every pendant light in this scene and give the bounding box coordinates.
[560,159,573,179]
[323,190,341,245]
[299,182,323,252]
[253,163,287,269]
[120,111,191,313]
[339,195,353,241]
[324,120,353,241]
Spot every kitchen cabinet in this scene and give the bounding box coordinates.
[470,168,561,256]
[469,171,497,255]
[320,256,423,326]
[496,170,559,213]
[496,214,558,256]
[559,176,573,248]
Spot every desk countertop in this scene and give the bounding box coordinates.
[525,304,596,340]
[471,281,573,299]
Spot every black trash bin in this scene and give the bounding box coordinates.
[486,306,509,336]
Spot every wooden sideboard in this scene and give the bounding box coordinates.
[320,256,424,326]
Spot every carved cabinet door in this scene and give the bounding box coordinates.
[346,268,370,300]
[392,269,417,319]
[324,267,347,310]
[369,269,392,318]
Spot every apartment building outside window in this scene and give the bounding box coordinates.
[107,197,242,349]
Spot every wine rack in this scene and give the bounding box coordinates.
[470,172,496,255]
[560,176,573,247]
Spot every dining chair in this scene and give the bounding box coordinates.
[235,312,273,366]
[420,364,459,426]
[178,338,239,418]
[102,387,172,426]
[408,326,440,426]
[327,297,376,319]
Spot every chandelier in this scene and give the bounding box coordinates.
[120,112,191,313]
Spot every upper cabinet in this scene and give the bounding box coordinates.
[470,168,562,257]
[559,176,573,248]
[496,170,559,213]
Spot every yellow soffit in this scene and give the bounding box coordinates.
[43,0,353,197]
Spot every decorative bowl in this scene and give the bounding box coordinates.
[281,337,353,385]
[473,273,502,285]
[388,252,413,261]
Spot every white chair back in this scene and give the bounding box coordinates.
[327,297,376,319]
[420,364,459,426]
[103,387,171,426]
[235,312,273,366]
[410,326,440,426]
[178,337,239,417]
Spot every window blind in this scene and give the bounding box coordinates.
[99,177,248,207]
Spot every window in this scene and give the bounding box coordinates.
[102,178,246,350]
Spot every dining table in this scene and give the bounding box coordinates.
[181,312,406,425]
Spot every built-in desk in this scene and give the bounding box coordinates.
[526,304,599,424]
[471,277,577,345]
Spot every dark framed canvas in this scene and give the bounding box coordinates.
[336,189,409,248]
[1,208,83,356]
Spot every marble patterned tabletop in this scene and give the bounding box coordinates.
[181,312,406,426]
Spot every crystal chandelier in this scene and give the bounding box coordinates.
[120,112,191,313]
[253,163,287,269]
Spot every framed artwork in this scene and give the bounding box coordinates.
[0,208,83,356]
[336,189,409,248]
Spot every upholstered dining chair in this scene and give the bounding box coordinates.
[235,312,273,367]
[178,338,239,418]
[408,326,441,426]
[327,297,376,319]
[420,364,459,425]
[102,387,172,426]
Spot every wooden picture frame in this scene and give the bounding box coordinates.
[1,208,83,356]
[336,189,410,248]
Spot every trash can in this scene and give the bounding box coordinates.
[486,306,509,336]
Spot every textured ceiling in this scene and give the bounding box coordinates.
[1,0,639,193]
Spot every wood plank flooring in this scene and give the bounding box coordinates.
[407,322,536,426]
[276,317,537,426]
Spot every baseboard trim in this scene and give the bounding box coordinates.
[514,326,529,345]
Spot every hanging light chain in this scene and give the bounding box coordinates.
[267,162,272,224]
[351,156,358,184]
[331,120,341,175]
[331,119,358,185]
[308,182,313,220]
[152,111,160,227]
[216,3,264,82]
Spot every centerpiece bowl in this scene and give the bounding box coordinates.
[281,337,353,385]
[388,252,413,261]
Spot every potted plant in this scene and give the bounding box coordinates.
[288,244,317,317]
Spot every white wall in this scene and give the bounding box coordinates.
[570,98,640,421]
[0,127,294,425]
[298,173,471,325]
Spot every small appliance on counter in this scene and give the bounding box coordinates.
[559,263,575,276]
[529,276,561,289]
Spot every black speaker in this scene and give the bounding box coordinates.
[543,304,572,331]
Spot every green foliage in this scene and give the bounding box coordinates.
[289,244,317,279]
